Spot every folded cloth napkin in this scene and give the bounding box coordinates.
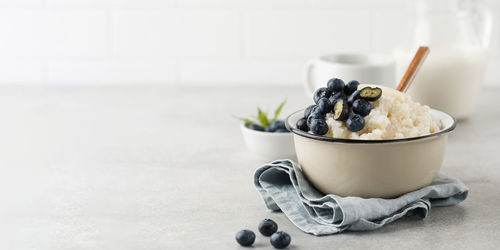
[254,159,469,235]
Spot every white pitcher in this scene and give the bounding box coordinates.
[394,0,492,119]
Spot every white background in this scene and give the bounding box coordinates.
[0,0,498,86]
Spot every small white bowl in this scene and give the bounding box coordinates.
[285,109,456,198]
[240,124,296,159]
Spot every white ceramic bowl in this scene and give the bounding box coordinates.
[285,109,456,198]
[240,124,296,159]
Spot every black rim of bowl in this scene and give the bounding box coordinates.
[285,109,457,144]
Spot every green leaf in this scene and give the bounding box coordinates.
[232,115,256,126]
[257,107,269,127]
[271,99,287,122]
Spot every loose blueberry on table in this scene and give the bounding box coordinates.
[258,219,278,236]
[235,229,255,247]
[270,231,291,249]
[236,219,292,248]
[298,78,382,135]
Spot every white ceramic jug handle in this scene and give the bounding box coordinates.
[303,59,317,96]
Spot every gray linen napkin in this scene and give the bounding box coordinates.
[254,159,469,235]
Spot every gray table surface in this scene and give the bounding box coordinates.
[0,85,499,250]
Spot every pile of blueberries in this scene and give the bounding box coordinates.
[235,219,291,249]
[296,78,382,135]
[248,120,289,133]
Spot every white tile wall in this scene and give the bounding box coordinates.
[178,0,305,8]
[372,9,414,53]
[0,60,44,85]
[180,59,304,85]
[48,60,176,85]
[0,0,498,86]
[244,10,371,57]
[46,0,175,7]
[0,10,107,57]
[113,10,239,57]
[0,0,42,7]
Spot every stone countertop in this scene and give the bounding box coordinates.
[0,86,499,249]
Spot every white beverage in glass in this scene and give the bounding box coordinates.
[395,0,492,119]
[394,46,488,119]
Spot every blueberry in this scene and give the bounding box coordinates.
[333,91,346,99]
[316,97,333,114]
[273,120,286,130]
[265,120,286,132]
[310,118,329,135]
[346,113,365,132]
[328,95,336,105]
[307,106,325,123]
[296,117,309,132]
[359,86,382,101]
[309,107,324,118]
[327,78,345,93]
[307,116,313,127]
[344,80,360,95]
[270,231,291,249]
[306,115,314,128]
[303,105,316,118]
[313,87,332,104]
[247,124,264,131]
[329,92,346,106]
[258,219,278,236]
[275,128,289,133]
[333,99,349,121]
[235,230,255,247]
[347,90,361,107]
[307,110,324,127]
[352,99,372,116]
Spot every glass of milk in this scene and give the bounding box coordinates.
[394,0,492,119]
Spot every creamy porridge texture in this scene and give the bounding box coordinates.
[325,85,442,140]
